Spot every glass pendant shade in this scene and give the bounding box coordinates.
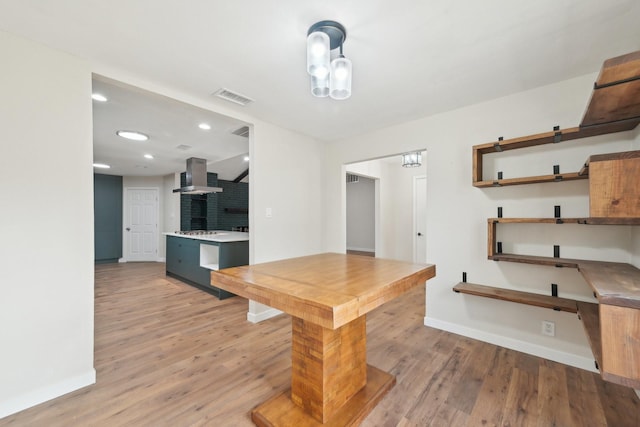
[401,152,422,168]
[311,73,329,97]
[307,31,330,78]
[329,56,352,100]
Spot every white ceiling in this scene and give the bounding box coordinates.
[2,1,640,171]
[92,76,249,178]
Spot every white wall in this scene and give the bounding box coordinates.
[0,31,95,418]
[325,73,637,371]
[122,175,165,261]
[346,176,375,252]
[162,173,181,259]
[381,160,427,262]
[247,122,325,322]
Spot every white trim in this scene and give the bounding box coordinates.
[346,246,375,253]
[156,257,166,263]
[0,369,96,419]
[636,389,640,399]
[424,316,598,373]
[118,258,127,263]
[247,308,283,323]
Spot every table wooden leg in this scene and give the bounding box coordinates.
[251,315,396,426]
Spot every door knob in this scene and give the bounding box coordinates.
[417,232,422,236]
[126,227,131,231]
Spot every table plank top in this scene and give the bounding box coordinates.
[211,253,436,329]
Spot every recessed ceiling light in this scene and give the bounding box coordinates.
[198,123,211,130]
[243,156,250,162]
[144,154,154,159]
[92,93,108,102]
[116,130,149,141]
[93,163,111,169]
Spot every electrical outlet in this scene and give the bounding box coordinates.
[542,320,555,337]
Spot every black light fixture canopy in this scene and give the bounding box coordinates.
[307,20,347,51]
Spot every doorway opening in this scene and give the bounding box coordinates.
[345,150,426,262]
[346,173,376,257]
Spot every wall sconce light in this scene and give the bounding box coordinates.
[307,20,352,100]
[401,152,422,168]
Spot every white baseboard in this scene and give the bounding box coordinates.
[247,308,283,323]
[424,316,597,373]
[156,257,166,262]
[0,369,96,419]
[118,258,127,263]
[346,246,375,253]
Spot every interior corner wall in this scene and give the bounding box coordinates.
[324,72,637,371]
[0,31,95,418]
[246,121,325,322]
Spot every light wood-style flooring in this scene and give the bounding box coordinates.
[1,262,638,426]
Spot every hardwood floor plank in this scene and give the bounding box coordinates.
[469,346,518,426]
[0,262,637,427]
[536,360,572,427]
[445,340,497,415]
[502,367,539,427]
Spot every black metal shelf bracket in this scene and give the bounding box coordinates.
[553,125,562,143]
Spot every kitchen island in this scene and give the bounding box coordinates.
[164,231,249,299]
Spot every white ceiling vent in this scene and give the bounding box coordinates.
[176,144,192,151]
[346,173,359,183]
[213,88,254,106]
[231,126,250,138]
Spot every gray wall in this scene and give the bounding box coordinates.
[346,175,375,252]
[94,174,123,263]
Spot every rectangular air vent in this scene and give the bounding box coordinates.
[346,174,360,183]
[232,126,250,138]
[213,88,254,106]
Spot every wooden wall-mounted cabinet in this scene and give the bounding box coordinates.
[588,151,640,218]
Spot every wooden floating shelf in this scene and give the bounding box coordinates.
[224,207,249,214]
[489,253,582,268]
[453,282,579,313]
[474,172,587,188]
[580,50,640,127]
[488,254,640,310]
[488,217,640,225]
[473,121,640,155]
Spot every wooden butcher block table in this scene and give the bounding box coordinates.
[211,252,436,426]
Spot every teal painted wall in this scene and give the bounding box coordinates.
[179,173,248,231]
[94,174,123,263]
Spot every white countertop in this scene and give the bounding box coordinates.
[164,231,249,243]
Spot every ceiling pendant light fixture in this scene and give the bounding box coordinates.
[307,20,352,100]
[401,152,422,168]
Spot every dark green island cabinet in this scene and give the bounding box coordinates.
[165,232,249,299]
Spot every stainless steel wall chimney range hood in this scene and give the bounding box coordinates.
[173,157,223,194]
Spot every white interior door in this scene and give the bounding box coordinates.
[413,176,427,263]
[126,188,158,262]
